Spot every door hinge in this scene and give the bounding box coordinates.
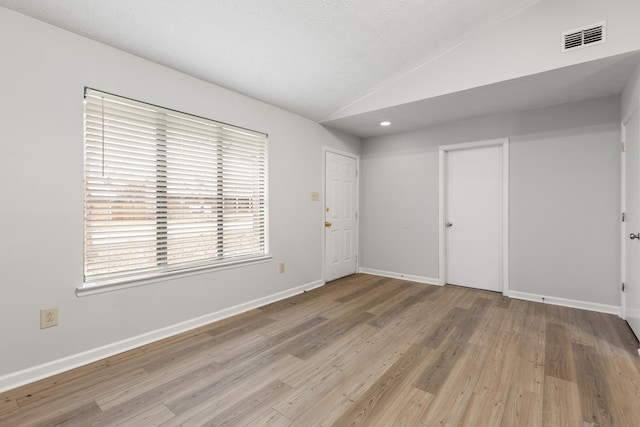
[623,212,626,222]
[622,282,626,292]
[622,143,627,152]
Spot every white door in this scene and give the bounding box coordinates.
[623,108,640,342]
[325,151,357,281]
[445,145,503,292]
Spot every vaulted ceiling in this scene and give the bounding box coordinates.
[1,0,638,137]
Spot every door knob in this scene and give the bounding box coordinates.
[325,221,332,227]
[631,233,640,240]
[446,222,453,228]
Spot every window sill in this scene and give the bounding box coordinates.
[76,255,273,297]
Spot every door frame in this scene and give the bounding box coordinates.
[322,147,360,283]
[438,138,509,294]
[621,101,640,320]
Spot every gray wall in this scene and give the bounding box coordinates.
[622,63,640,118]
[621,62,640,329]
[0,7,360,385]
[361,96,621,307]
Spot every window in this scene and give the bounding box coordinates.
[83,88,268,286]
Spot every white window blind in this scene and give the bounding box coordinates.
[83,88,268,285]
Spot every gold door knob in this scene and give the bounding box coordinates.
[325,221,332,227]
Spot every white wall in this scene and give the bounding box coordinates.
[0,7,360,388]
[330,0,640,120]
[361,96,621,308]
[622,63,640,119]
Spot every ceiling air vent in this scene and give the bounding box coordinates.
[562,21,606,52]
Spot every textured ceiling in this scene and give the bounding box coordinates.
[322,50,640,137]
[0,0,538,125]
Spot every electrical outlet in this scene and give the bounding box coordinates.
[40,308,58,329]
[279,262,285,273]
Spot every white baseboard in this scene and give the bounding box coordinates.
[508,290,620,315]
[358,270,619,315]
[358,268,441,286]
[0,279,325,393]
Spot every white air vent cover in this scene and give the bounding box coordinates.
[562,21,606,52]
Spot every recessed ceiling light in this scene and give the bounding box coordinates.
[380,121,391,126]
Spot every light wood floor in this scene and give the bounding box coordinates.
[1,274,639,426]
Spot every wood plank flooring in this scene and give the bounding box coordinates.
[1,274,639,426]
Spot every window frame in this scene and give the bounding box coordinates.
[79,88,270,294]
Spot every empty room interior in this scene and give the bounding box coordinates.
[2,0,640,425]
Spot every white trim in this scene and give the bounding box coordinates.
[438,148,446,286]
[322,147,360,283]
[502,142,510,294]
[0,279,324,393]
[77,256,272,297]
[620,98,640,320]
[621,120,627,319]
[322,146,360,160]
[508,290,620,316]
[358,268,441,286]
[438,138,510,294]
